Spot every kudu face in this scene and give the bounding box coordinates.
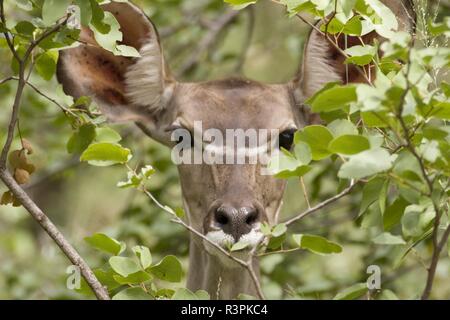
[171,81,301,254]
[58,0,415,282]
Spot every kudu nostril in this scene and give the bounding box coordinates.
[215,210,230,225]
[213,205,260,242]
[245,208,259,226]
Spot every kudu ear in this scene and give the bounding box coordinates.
[294,0,416,101]
[57,1,174,123]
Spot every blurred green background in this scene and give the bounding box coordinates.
[0,0,449,299]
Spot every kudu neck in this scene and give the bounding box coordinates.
[186,236,260,299]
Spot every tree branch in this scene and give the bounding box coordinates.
[283,180,358,226]
[0,170,110,300]
[0,8,109,300]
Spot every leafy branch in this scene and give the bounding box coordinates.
[0,1,109,300]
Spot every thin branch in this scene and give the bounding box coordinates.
[5,76,77,116]
[421,213,450,299]
[284,180,358,226]
[0,76,14,85]
[258,247,302,257]
[0,170,110,300]
[300,176,311,208]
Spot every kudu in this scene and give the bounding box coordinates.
[57,0,415,299]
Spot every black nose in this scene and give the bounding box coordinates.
[214,205,260,242]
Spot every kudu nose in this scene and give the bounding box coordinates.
[214,205,260,242]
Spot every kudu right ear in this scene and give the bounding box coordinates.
[57,1,175,123]
[292,0,416,104]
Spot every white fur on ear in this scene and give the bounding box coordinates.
[302,32,341,98]
[125,40,168,113]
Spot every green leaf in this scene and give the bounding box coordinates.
[293,141,312,165]
[267,150,311,178]
[342,15,362,35]
[379,289,400,300]
[95,127,121,143]
[15,21,36,36]
[327,119,358,137]
[359,177,385,216]
[345,45,377,66]
[109,256,140,277]
[172,288,196,300]
[15,0,33,11]
[42,0,71,25]
[90,12,140,57]
[194,290,210,300]
[132,245,152,269]
[115,44,141,57]
[113,271,152,285]
[272,223,287,237]
[84,233,123,255]
[401,203,435,239]
[91,12,121,52]
[231,241,249,252]
[295,125,333,160]
[75,0,92,26]
[112,287,151,300]
[333,283,368,300]
[308,85,357,113]
[150,255,183,282]
[338,148,397,179]
[261,222,271,236]
[224,0,258,9]
[383,197,408,231]
[116,171,142,189]
[80,142,131,166]
[175,207,185,218]
[328,135,370,155]
[35,51,58,81]
[372,232,406,245]
[172,288,210,300]
[378,179,389,215]
[237,293,257,300]
[67,123,96,154]
[292,234,343,255]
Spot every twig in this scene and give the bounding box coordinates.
[0,76,14,85]
[284,180,358,226]
[300,176,311,208]
[0,170,110,300]
[258,247,302,257]
[421,214,450,299]
[5,76,77,116]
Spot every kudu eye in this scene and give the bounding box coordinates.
[278,129,296,150]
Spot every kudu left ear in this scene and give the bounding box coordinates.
[292,0,416,102]
[57,1,175,123]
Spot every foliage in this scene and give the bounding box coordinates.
[0,0,449,300]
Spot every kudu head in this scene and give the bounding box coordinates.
[58,0,415,296]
